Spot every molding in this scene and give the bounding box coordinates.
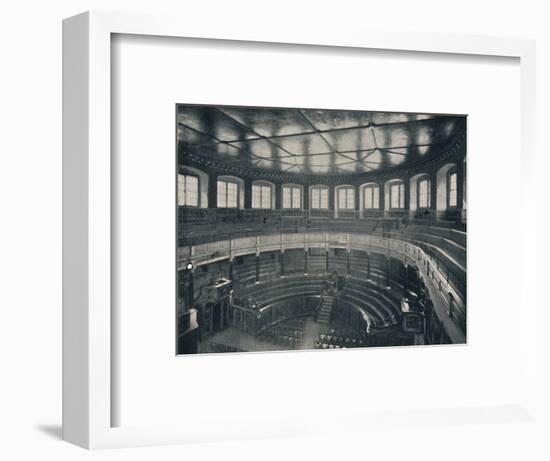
[179,128,466,185]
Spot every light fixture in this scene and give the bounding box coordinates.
[185,262,194,271]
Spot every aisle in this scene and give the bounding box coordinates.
[300,318,321,350]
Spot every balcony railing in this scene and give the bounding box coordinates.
[178,207,404,245]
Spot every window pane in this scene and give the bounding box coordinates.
[292,187,301,209]
[311,189,319,209]
[227,182,238,208]
[419,179,428,208]
[391,184,399,208]
[217,181,226,208]
[320,189,328,209]
[449,172,457,207]
[373,187,379,209]
[338,189,346,209]
[365,188,372,209]
[449,190,457,207]
[399,184,405,208]
[283,187,291,208]
[186,175,198,206]
[252,184,260,208]
[178,174,186,206]
[261,185,271,209]
[323,189,328,209]
[346,189,354,209]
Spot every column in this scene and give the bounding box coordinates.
[354,185,361,219]
[207,172,217,208]
[274,182,282,210]
[244,178,253,209]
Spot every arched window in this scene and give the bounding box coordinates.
[435,163,456,212]
[417,175,431,209]
[252,181,274,209]
[447,168,458,208]
[336,186,355,210]
[390,181,405,209]
[178,173,199,207]
[363,184,379,209]
[310,185,329,209]
[282,184,302,209]
[217,178,239,208]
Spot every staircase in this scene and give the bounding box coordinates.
[317,293,335,325]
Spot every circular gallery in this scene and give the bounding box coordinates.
[176,105,466,355]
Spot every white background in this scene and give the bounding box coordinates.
[1,1,549,460]
[114,35,523,428]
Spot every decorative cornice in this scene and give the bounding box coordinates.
[179,129,466,185]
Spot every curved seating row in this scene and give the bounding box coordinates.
[237,274,325,307]
[339,278,402,328]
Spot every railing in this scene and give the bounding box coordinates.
[178,207,405,245]
[178,207,466,246]
[178,231,465,310]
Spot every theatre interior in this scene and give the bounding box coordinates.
[176,105,466,354]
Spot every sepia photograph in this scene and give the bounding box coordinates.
[176,104,467,355]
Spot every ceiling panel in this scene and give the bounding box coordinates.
[177,105,465,176]
[219,107,312,137]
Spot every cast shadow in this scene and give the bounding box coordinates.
[36,424,62,440]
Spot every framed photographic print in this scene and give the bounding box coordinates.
[175,104,467,356]
[63,11,539,450]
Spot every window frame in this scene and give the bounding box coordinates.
[336,186,356,211]
[362,184,380,210]
[282,184,303,210]
[251,181,274,210]
[217,178,240,209]
[310,185,330,210]
[389,181,405,210]
[417,175,431,209]
[447,168,458,208]
[178,173,200,207]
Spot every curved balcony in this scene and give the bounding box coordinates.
[179,230,466,343]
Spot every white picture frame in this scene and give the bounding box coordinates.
[62,10,538,450]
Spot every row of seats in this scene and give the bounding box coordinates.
[395,225,466,268]
[315,334,365,349]
[208,342,247,353]
[256,317,307,350]
[340,279,402,328]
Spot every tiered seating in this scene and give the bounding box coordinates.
[327,248,348,274]
[396,224,466,268]
[340,278,402,328]
[208,342,247,353]
[283,249,305,275]
[232,254,257,288]
[368,253,388,283]
[393,223,466,299]
[362,324,415,347]
[258,252,279,283]
[238,274,325,308]
[257,317,306,350]
[349,249,369,279]
[307,248,326,274]
[314,326,365,349]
